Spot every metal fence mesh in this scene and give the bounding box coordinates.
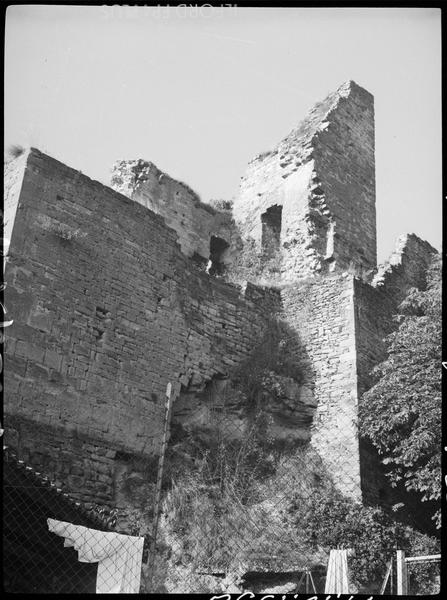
[3,375,441,596]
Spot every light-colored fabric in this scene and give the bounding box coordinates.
[47,518,144,593]
[324,548,350,594]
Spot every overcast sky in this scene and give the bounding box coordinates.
[4,6,441,262]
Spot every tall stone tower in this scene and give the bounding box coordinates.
[233,81,436,508]
[233,80,376,279]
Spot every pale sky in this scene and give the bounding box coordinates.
[4,6,442,263]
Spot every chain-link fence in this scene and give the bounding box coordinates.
[2,288,441,595]
[3,446,149,594]
[3,375,441,596]
[142,379,440,595]
[404,553,441,596]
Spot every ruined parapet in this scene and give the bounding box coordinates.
[355,233,438,398]
[4,147,30,245]
[372,233,437,301]
[233,80,376,280]
[111,159,241,271]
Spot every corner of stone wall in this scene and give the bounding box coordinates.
[372,233,438,302]
[4,148,32,244]
[281,272,362,501]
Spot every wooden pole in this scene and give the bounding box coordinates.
[295,571,306,593]
[308,569,317,593]
[146,382,174,584]
[380,560,392,595]
[396,550,408,595]
[405,554,441,563]
[390,554,394,595]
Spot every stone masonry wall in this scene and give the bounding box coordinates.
[3,148,279,505]
[4,149,28,245]
[233,80,376,279]
[279,229,437,504]
[3,79,438,525]
[110,159,240,267]
[281,273,362,499]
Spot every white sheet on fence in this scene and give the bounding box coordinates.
[47,518,144,593]
[324,548,350,594]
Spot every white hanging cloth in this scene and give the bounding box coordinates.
[324,548,350,594]
[47,518,144,593]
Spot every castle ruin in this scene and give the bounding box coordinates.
[3,80,437,525]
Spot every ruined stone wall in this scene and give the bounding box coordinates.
[5,415,118,504]
[3,79,438,528]
[353,282,393,397]
[3,148,279,505]
[111,159,240,267]
[355,233,437,404]
[311,81,376,272]
[279,230,437,504]
[372,233,437,300]
[353,234,438,507]
[233,81,376,279]
[280,274,362,499]
[4,150,28,244]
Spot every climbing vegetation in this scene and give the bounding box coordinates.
[360,254,441,527]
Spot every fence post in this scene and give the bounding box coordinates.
[380,560,392,595]
[146,382,174,586]
[396,550,408,595]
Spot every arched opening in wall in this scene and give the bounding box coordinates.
[208,236,229,276]
[261,205,282,257]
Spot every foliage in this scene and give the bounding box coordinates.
[87,503,119,528]
[359,254,441,527]
[161,428,440,593]
[162,413,282,577]
[209,198,233,211]
[232,316,304,409]
[289,483,440,593]
[150,259,442,591]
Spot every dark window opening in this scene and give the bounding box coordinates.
[261,205,282,256]
[191,252,208,271]
[209,236,229,276]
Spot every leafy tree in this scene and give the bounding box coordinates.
[289,485,440,593]
[360,254,441,527]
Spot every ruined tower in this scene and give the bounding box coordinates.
[232,80,435,502]
[234,80,376,279]
[3,81,437,519]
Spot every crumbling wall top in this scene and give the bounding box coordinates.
[233,80,376,281]
[110,158,240,266]
[372,233,437,302]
